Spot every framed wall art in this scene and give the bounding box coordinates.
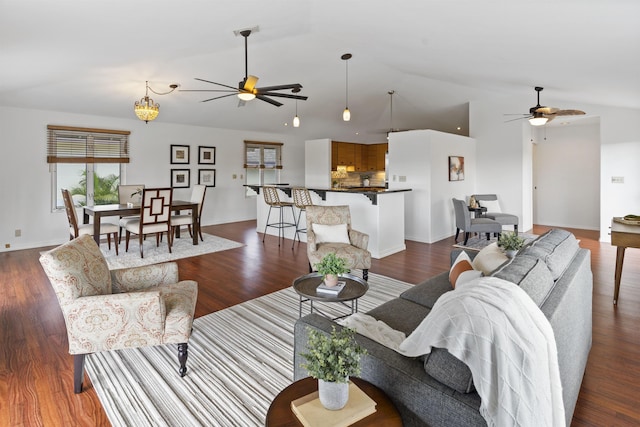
[198,146,216,165]
[171,169,190,188]
[171,145,190,164]
[198,169,216,187]
[449,156,465,181]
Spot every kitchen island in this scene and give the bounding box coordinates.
[247,185,411,259]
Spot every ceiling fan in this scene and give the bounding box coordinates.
[180,29,308,107]
[506,87,585,126]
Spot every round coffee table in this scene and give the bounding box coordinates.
[292,272,368,320]
[265,377,402,426]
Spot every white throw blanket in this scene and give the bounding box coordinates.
[398,276,565,427]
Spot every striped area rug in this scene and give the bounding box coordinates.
[85,272,413,427]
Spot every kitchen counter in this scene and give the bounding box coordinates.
[247,185,411,258]
[246,185,411,206]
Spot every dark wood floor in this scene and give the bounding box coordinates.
[1,221,639,426]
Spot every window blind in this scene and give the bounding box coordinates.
[244,140,283,169]
[47,125,131,163]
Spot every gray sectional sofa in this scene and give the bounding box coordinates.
[293,229,593,426]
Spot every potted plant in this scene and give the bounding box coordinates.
[300,326,367,410]
[314,253,349,287]
[498,232,525,258]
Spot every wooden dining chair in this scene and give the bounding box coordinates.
[61,189,119,254]
[123,188,173,258]
[172,184,207,242]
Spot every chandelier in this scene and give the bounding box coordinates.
[134,81,178,123]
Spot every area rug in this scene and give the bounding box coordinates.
[453,232,538,251]
[84,272,412,427]
[100,233,244,269]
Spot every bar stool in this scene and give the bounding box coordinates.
[262,186,296,246]
[291,187,314,248]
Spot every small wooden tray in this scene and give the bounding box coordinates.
[614,217,640,226]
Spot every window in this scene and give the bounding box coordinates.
[244,140,283,196]
[47,125,130,210]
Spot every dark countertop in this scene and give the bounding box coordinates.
[246,184,411,205]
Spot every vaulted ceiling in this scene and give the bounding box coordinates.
[1,1,639,142]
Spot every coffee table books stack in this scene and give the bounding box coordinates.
[290,382,377,427]
[316,280,347,295]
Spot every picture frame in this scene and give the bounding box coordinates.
[171,145,190,164]
[171,169,190,188]
[198,146,216,165]
[449,156,465,181]
[198,169,216,187]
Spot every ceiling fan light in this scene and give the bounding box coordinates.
[237,92,256,101]
[343,108,351,121]
[529,116,548,126]
[134,96,159,123]
[293,115,300,127]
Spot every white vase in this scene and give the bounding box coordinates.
[318,379,349,410]
[505,249,517,259]
[363,179,370,187]
[324,274,339,287]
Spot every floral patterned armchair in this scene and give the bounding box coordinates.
[306,205,371,280]
[39,234,198,393]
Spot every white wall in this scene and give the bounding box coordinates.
[388,129,476,243]
[600,141,640,242]
[0,106,305,251]
[532,122,601,230]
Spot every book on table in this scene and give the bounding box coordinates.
[316,280,346,295]
[290,381,377,427]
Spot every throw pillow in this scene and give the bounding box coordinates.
[312,223,350,244]
[449,251,482,288]
[472,242,509,275]
[479,199,501,213]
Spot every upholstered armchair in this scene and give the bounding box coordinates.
[473,194,519,234]
[39,234,198,393]
[452,198,503,245]
[306,205,371,280]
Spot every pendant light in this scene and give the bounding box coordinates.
[133,81,178,123]
[293,88,301,127]
[341,53,352,121]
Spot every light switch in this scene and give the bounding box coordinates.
[611,176,624,184]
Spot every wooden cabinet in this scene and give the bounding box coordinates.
[332,141,387,172]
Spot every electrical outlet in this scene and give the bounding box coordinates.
[5,244,9,249]
[232,174,237,179]
[15,229,21,237]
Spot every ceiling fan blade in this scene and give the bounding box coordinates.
[256,83,303,92]
[544,115,557,123]
[243,75,259,91]
[504,113,532,116]
[194,78,239,91]
[553,109,586,116]
[259,92,309,101]
[256,95,283,107]
[535,106,559,115]
[201,93,238,103]
[180,89,237,93]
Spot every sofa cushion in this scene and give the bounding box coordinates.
[400,272,453,309]
[520,229,579,280]
[366,298,432,336]
[312,223,350,244]
[449,252,482,288]
[490,254,555,306]
[424,348,475,393]
[471,242,508,275]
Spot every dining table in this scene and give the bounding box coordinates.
[83,200,199,246]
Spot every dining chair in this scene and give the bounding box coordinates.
[117,184,146,244]
[172,184,207,242]
[61,189,119,255]
[39,234,198,393]
[124,188,173,258]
